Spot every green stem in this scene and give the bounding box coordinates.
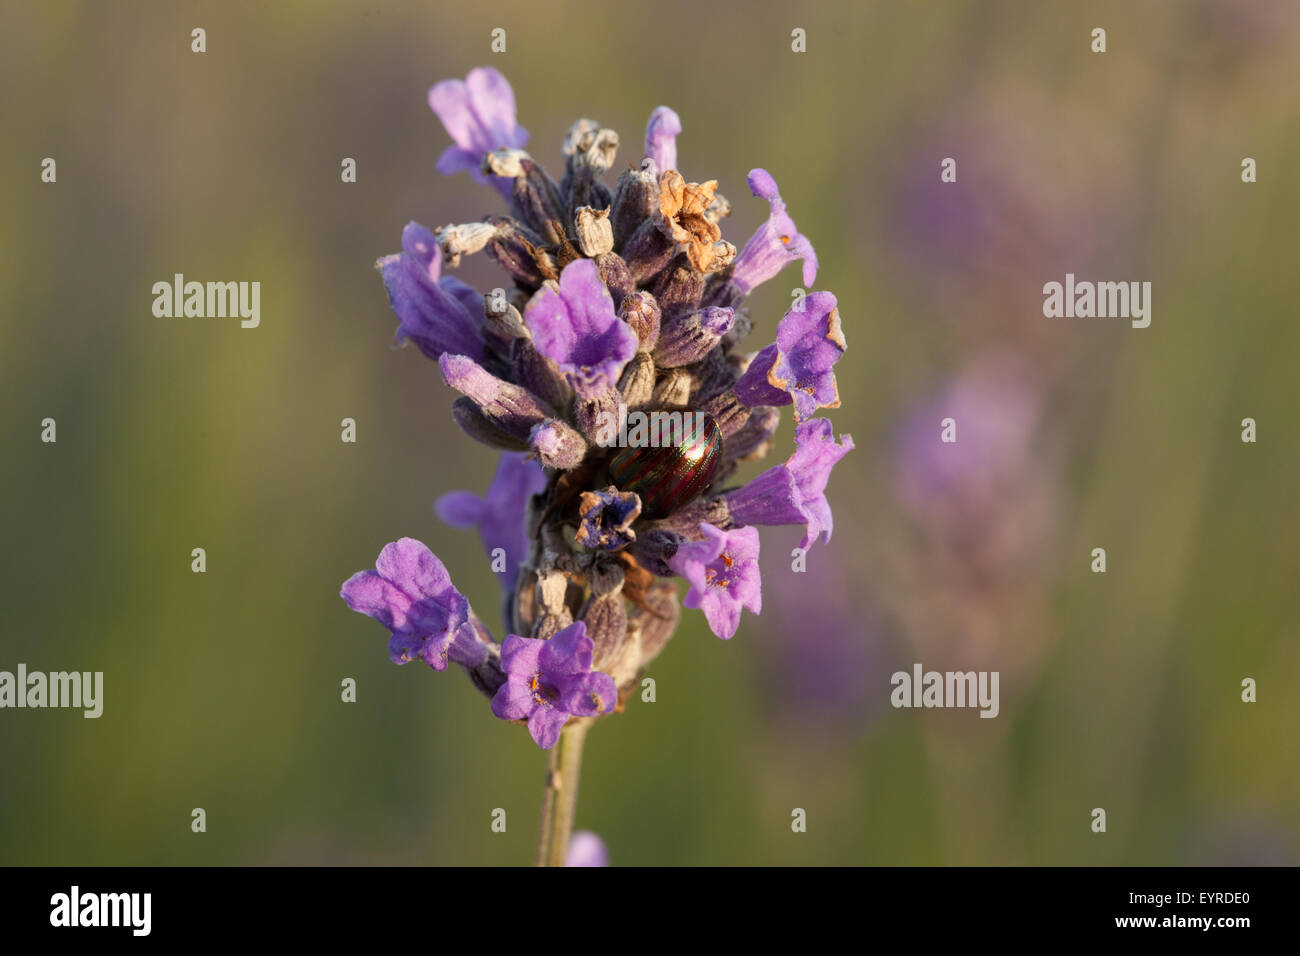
[535,720,590,867]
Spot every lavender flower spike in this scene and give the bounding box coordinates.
[733,292,845,421]
[377,223,487,363]
[429,67,530,200]
[725,418,853,549]
[645,106,682,174]
[730,169,819,295]
[525,258,638,400]
[668,523,762,640]
[435,452,547,591]
[354,68,856,862]
[491,621,618,749]
[341,538,487,670]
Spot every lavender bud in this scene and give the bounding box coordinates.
[511,337,572,412]
[450,396,530,451]
[651,367,693,407]
[654,306,735,368]
[618,352,656,407]
[593,252,633,308]
[563,124,619,217]
[511,567,539,638]
[484,296,529,349]
[561,118,602,158]
[622,218,675,284]
[630,528,684,577]
[648,495,729,538]
[619,290,661,352]
[722,403,780,462]
[485,215,558,287]
[484,150,567,244]
[435,221,496,267]
[633,581,681,668]
[529,418,588,470]
[574,387,622,444]
[439,353,554,440]
[700,389,751,438]
[610,158,660,251]
[584,596,628,670]
[689,347,742,404]
[532,568,573,640]
[574,206,614,257]
[701,274,744,310]
[649,252,704,319]
[721,307,753,350]
[582,563,628,669]
[573,127,620,175]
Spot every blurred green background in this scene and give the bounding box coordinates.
[1,0,1297,865]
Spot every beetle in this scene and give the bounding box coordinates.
[607,407,721,520]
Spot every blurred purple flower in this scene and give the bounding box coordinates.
[428,67,530,200]
[1190,0,1300,64]
[896,356,1041,515]
[890,101,1117,286]
[757,530,891,731]
[435,452,547,591]
[884,353,1064,686]
[566,830,610,867]
[376,223,486,362]
[491,621,617,749]
[340,538,486,670]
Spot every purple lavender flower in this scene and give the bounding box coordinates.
[566,830,610,867]
[668,524,762,640]
[376,223,487,362]
[730,169,818,295]
[757,529,891,733]
[726,419,853,549]
[357,67,853,799]
[490,621,617,749]
[886,355,1061,690]
[896,358,1041,514]
[525,258,638,400]
[435,452,547,590]
[734,291,845,421]
[340,538,486,670]
[644,106,681,174]
[577,486,641,551]
[428,67,529,200]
